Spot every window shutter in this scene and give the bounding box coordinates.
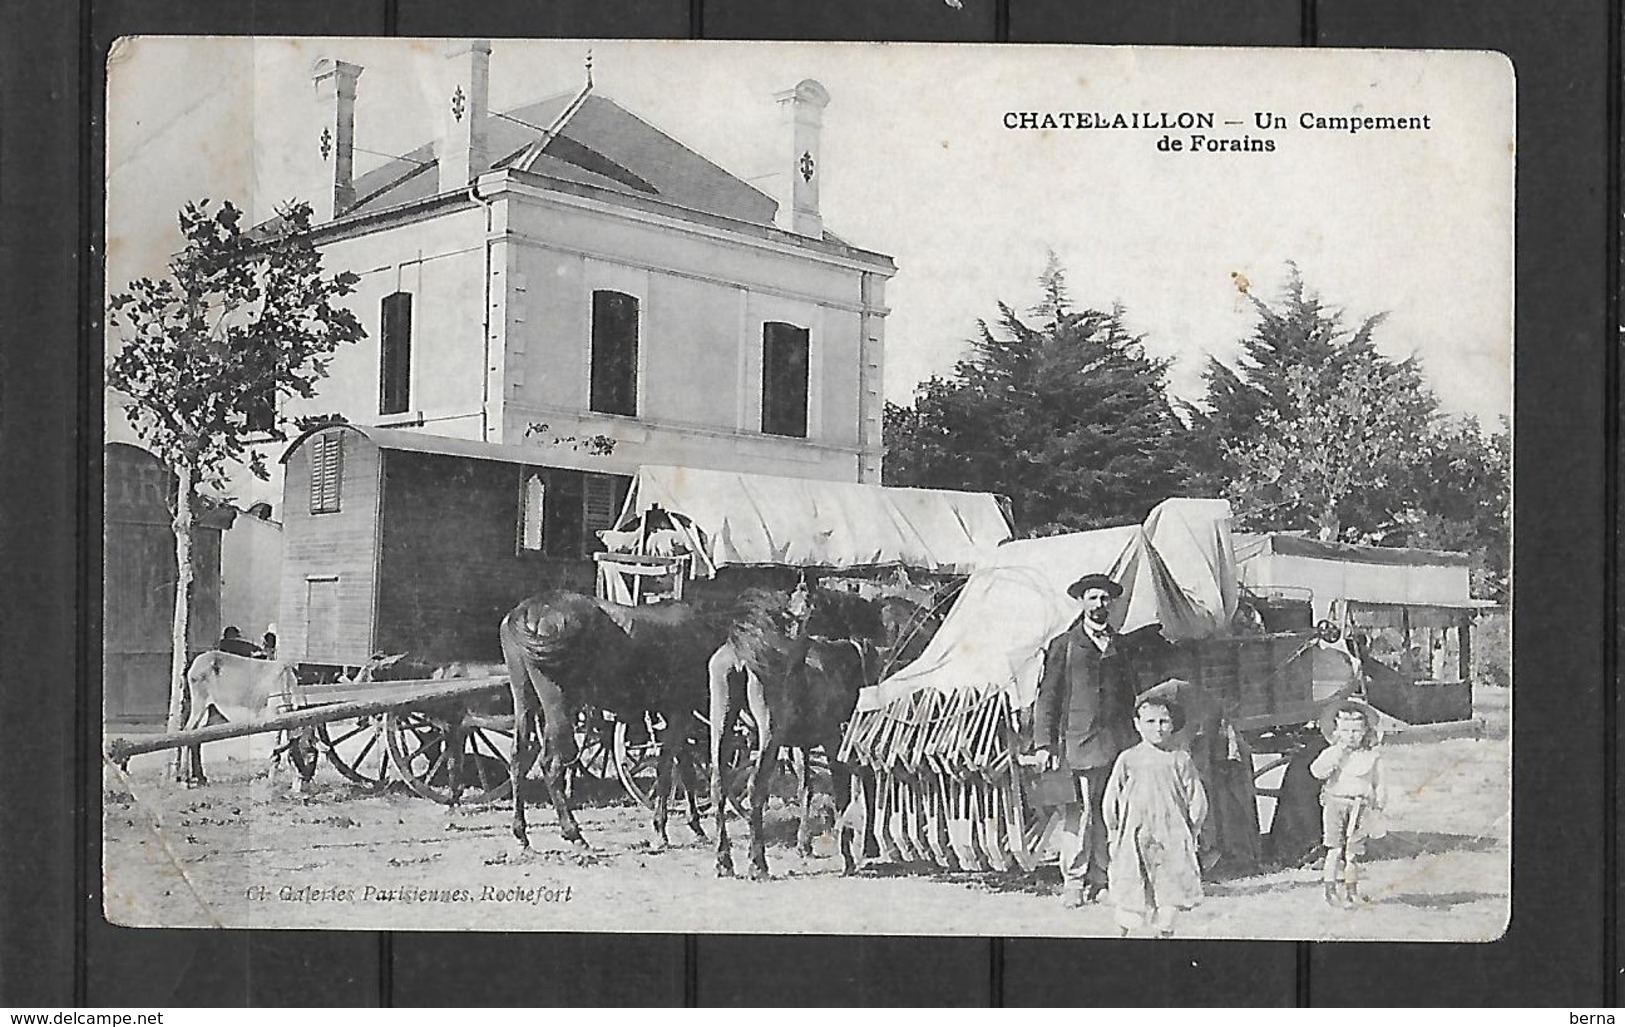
[380,292,413,416]
[246,388,276,434]
[309,431,343,514]
[583,474,621,553]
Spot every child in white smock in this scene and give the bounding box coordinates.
[1102,696,1208,938]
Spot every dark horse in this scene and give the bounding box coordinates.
[707,582,886,879]
[494,591,717,852]
[872,592,949,677]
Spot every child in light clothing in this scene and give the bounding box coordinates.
[1310,699,1386,908]
[1103,695,1208,938]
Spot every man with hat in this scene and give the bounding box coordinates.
[1033,571,1140,906]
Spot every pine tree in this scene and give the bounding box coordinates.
[885,259,1197,532]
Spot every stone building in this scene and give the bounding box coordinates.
[287,43,895,487]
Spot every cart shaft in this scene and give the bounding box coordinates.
[103,676,509,763]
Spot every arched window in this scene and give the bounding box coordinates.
[308,431,343,515]
[762,321,809,438]
[590,290,638,416]
[379,291,412,415]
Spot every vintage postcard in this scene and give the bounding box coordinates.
[102,39,1512,939]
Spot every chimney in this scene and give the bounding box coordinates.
[310,59,363,221]
[439,39,492,192]
[772,79,830,238]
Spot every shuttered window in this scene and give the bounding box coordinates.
[583,474,624,554]
[762,321,810,438]
[309,431,343,514]
[246,388,276,434]
[379,291,413,416]
[517,469,630,558]
[589,290,638,416]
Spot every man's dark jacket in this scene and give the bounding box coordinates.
[1033,619,1139,772]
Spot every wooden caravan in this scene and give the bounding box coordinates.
[1235,533,1478,725]
[279,424,630,669]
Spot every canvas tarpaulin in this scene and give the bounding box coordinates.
[855,497,1239,715]
[838,498,1242,873]
[1234,532,1472,621]
[609,465,1012,575]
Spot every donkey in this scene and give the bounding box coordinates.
[179,650,304,787]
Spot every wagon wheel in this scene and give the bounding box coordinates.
[317,714,391,791]
[613,711,753,817]
[384,707,537,805]
[565,707,618,799]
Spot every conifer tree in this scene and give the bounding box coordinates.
[885,258,1197,532]
[1190,265,1505,576]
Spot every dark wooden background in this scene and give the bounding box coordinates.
[0,0,1613,1006]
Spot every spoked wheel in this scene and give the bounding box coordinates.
[566,707,618,795]
[384,707,537,805]
[317,714,391,791]
[612,711,753,817]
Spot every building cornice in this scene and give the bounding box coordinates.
[486,167,895,276]
[502,228,891,317]
[302,168,898,283]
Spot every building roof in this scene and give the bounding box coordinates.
[347,92,780,229]
[1234,531,1473,614]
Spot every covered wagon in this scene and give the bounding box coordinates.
[839,499,1360,876]
[595,463,1011,602]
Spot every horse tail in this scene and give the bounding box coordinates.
[500,591,605,680]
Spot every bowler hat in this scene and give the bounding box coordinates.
[1067,573,1124,599]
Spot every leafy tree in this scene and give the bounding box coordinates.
[107,199,363,772]
[1192,265,1509,596]
[1214,349,1439,542]
[1389,415,1511,600]
[885,258,1197,532]
[1190,265,1437,542]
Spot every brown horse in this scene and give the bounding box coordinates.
[493,591,718,852]
[708,582,885,879]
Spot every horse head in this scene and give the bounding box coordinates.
[786,575,813,633]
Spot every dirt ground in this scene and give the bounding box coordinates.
[102,689,1509,940]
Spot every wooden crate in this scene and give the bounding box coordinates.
[1365,675,1473,725]
[1134,632,1317,731]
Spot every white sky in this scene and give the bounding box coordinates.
[107,38,1513,424]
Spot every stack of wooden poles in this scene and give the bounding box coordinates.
[840,687,1038,872]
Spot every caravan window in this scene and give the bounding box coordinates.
[309,432,343,515]
[517,468,630,558]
